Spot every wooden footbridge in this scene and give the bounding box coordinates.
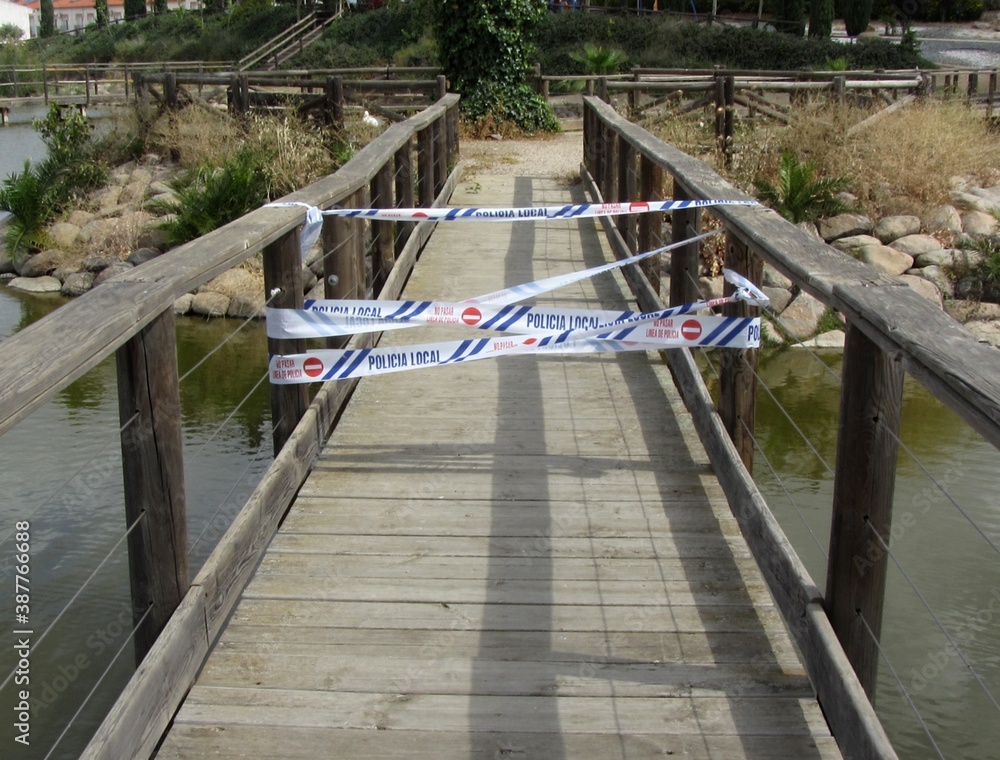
[4,93,1000,759]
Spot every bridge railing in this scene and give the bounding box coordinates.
[583,93,1000,759]
[0,93,460,759]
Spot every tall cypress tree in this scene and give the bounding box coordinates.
[779,0,806,35]
[434,0,557,132]
[124,0,147,21]
[808,0,834,38]
[40,0,55,36]
[844,0,874,36]
[95,0,109,28]
[153,0,168,12]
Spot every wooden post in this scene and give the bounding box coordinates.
[603,130,619,205]
[116,310,188,665]
[718,234,761,470]
[371,163,395,293]
[434,114,447,196]
[988,71,997,120]
[618,141,637,252]
[669,180,701,306]
[714,73,725,141]
[324,190,365,348]
[968,71,979,105]
[637,155,663,294]
[326,76,344,128]
[832,75,845,104]
[825,322,904,702]
[628,69,639,115]
[598,76,609,103]
[436,73,447,100]
[11,64,17,99]
[417,125,435,208]
[263,229,309,456]
[85,66,91,106]
[394,138,415,257]
[723,75,735,169]
[164,72,177,111]
[585,78,595,96]
[42,62,48,105]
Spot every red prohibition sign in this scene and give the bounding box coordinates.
[681,320,702,341]
[303,357,324,377]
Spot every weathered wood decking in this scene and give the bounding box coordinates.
[155,168,840,758]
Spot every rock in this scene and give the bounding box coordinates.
[913,265,954,298]
[801,329,846,349]
[962,210,998,237]
[819,213,872,242]
[796,220,823,241]
[698,275,724,300]
[79,218,119,246]
[873,215,921,244]
[191,291,230,318]
[923,205,963,235]
[93,261,134,286]
[761,319,784,346]
[119,179,150,206]
[67,209,95,228]
[7,275,61,293]
[136,227,172,252]
[857,245,913,276]
[12,248,32,275]
[149,180,174,196]
[832,235,913,275]
[944,300,1000,323]
[761,286,792,314]
[201,268,259,296]
[61,271,94,296]
[0,248,13,275]
[966,320,1000,347]
[227,292,266,319]
[913,248,980,269]
[128,247,162,266]
[969,186,1000,213]
[20,249,64,277]
[777,291,826,340]
[890,234,943,257]
[81,253,117,272]
[762,263,793,289]
[302,266,318,293]
[146,192,178,211]
[51,266,77,283]
[174,293,194,316]
[128,167,153,186]
[48,222,81,249]
[92,185,122,213]
[835,191,858,207]
[899,274,943,306]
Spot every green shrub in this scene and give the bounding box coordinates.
[753,150,852,224]
[155,148,272,247]
[0,160,61,253]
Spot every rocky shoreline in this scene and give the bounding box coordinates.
[2,156,999,350]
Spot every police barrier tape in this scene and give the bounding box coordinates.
[269,314,762,384]
[264,199,758,260]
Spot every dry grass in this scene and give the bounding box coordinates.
[646,100,1000,219]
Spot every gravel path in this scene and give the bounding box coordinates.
[459,128,583,180]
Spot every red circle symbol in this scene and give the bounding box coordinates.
[461,307,482,326]
[681,320,702,341]
[524,338,537,345]
[303,357,324,377]
[629,202,650,213]
[414,212,428,218]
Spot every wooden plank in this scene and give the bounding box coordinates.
[160,726,842,759]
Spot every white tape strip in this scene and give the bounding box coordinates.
[269,315,761,384]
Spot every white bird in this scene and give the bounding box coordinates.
[362,110,382,127]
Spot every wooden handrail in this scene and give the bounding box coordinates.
[581,93,1000,760]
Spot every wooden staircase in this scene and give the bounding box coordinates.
[238,6,342,72]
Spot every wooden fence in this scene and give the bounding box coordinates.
[0,93,460,759]
[583,93,1000,759]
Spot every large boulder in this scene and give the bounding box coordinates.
[762,286,792,314]
[0,249,14,275]
[201,268,260,297]
[962,210,998,237]
[136,227,172,252]
[191,291,230,318]
[174,293,194,316]
[890,234,943,257]
[898,274,943,306]
[67,209,95,228]
[778,290,827,340]
[873,215,921,244]
[7,276,61,293]
[20,249,64,277]
[228,292,267,319]
[48,222,81,249]
[966,320,1000,347]
[819,213,873,242]
[802,329,846,349]
[81,252,117,272]
[128,247,162,266]
[832,235,913,275]
[61,271,94,296]
[923,205,963,235]
[762,263,793,289]
[912,265,954,298]
[93,261,134,286]
[945,300,1000,323]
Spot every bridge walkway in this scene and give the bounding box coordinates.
[154,165,840,758]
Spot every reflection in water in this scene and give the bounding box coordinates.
[0,288,272,759]
[739,346,1000,760]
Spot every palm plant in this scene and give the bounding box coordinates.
[0,160,61,254]
[753,151,852,224]
[564,43,627,93]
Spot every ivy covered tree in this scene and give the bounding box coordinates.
[433,0,558,132]
[844,0,875,36]
[40,0,54,37]
[95,0,109,28]
[124,0,146,21]
[153,0,168,13]
[778,0,806,35]
[808,0,834,38]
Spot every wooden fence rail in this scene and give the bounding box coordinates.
[583,93,1000,760]
[0,93,460,760]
